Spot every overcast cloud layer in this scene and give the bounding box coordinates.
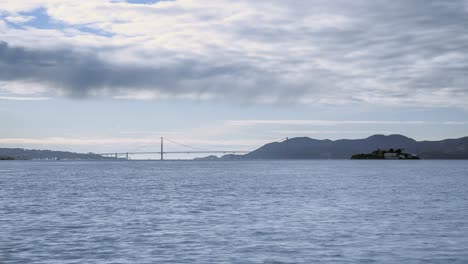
[1,0,468,107]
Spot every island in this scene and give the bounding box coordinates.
[351,148,419,160]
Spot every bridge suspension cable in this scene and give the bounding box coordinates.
[99,137,289,160]
[163,137,211,152]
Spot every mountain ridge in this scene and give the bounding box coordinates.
[218,134,468,160]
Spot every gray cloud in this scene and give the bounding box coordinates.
[1,0,468,106]
[0,41,248,98]
[0,40,313,102]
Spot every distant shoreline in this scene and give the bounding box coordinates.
[4,158,468,162]
[2,134,468,161]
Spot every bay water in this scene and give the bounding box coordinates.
[1,160,468,263]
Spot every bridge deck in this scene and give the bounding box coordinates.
[100,151,250,155]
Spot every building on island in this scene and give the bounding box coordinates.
[351,148,419,160]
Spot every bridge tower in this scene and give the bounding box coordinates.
[160,137,164,161]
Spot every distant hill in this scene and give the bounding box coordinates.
[0,148,115,160]
[218,135,468,160]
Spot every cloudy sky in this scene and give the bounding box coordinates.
[1,0,468,156]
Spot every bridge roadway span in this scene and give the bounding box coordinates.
[100,150,250,155]
[99,137,255,160]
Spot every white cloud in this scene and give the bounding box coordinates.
[225,120,468,126]
[0,81,49,95]
[0,1,44,13]
[0,96,50,101]
[273,130,396,135]
[5,15,34,23]
[113,90,215,101]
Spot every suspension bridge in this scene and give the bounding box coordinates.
[99,137,255,160]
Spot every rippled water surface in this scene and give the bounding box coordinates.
[1,160,468,263]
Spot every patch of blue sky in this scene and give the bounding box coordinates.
[0,12,22,30]
[21,8,56,29]
[16,8,113,37]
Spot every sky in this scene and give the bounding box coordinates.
[1,0,468,157]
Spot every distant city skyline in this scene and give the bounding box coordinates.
[1,0,468,156]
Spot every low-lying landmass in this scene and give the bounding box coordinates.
[0,148,116,161]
